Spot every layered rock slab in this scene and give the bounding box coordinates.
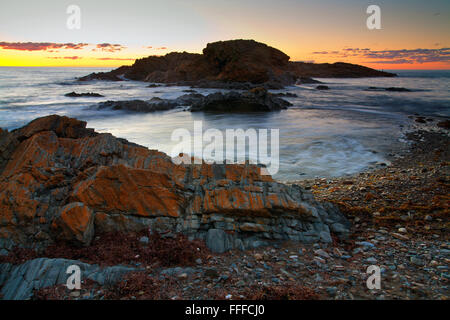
[0,115,350,254]
[0,258,137,300]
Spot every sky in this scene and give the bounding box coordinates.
[0,0,449,69]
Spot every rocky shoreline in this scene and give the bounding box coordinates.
[0,114,448,300]
[0,114,353,299]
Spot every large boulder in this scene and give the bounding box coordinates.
[0,115,350,252]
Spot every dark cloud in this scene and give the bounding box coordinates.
[312,51,339,55]
[0,42,88,51]
[95,43,127,52]
[47,56,82,60]
[0,41,129,53]
[312,47,450,64]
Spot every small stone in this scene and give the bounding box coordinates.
[218,275,229,282]
[314,256,326,264]
[410,256,424,266]
[365,257,377,264]
[314,249,330,259]
[372,212,381,217]
[392,233,409,240]
[195,258,203,265]
[205,268,219,278]
[398,228,407,233]
[326,287,337,296]
[425,215,432,221]
[70,291,80,298]
[254,253,263,260]
[333,248,342,257]
[356,241,376,249]
[139,236,149,244]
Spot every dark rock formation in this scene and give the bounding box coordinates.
[290,61,396,78]
[0,115,350,255]
[316,85,330,90]
[65,92,104,98]
[272,92,298,98]
[296,77,323,84]
[97,94,204,112]
[190,88,291,112]
[437,120,450,130]
[78,65,130,82]
[79,40,396,88]
[385,87,411,92]
[366,86,411,92]
[97,88,291,113]
[97,99,180,112]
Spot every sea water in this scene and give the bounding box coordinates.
[0,67,448,180]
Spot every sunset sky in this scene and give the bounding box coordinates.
[0,0,449,69]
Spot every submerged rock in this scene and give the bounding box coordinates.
[272,92,298,98]
[437,120,450,130]
[366,86,411,92]
[385,87,411,92]
[65,92,104,97]
[0,115,350,254]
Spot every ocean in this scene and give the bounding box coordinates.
[0,67,449,181]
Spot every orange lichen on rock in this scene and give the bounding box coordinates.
[0,115,348,248]
[71,164,184,218]
[52,202,94,246]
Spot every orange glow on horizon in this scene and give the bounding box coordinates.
[0,43,449,70]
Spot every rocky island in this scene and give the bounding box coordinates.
[79,39,396,89]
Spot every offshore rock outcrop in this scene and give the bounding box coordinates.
[96,88,291,113]
[0,115,350,255]
[79,39,395,88]
[64,92,104,98]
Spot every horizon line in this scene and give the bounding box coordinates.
[0,65,449,71]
